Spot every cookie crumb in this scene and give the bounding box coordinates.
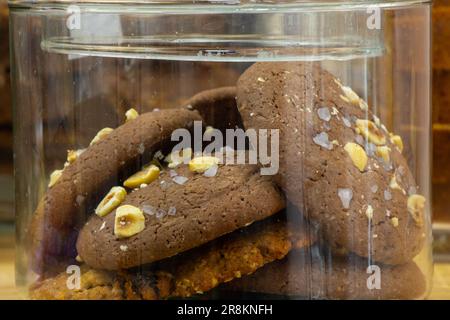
[365,205,374,219]
[391,217,399,227]
[120,245,128,252]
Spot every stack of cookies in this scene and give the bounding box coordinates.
[29,62,428,300]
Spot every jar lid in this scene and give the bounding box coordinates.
[9,0,431,10]
[9,0,430,62]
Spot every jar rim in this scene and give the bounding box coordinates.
[8,0,432,11]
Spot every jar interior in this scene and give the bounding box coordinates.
[10,1,433,299]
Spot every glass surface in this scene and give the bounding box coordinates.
[11,0,433,299]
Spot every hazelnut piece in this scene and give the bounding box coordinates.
[344,142,368,172]
[124,165,160,189]
[95,186,127,217]
[114,205,146,238]
[355,119,386,145]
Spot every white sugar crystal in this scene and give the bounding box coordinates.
[156,208,166,219]
[317,107,331,122]
[342,117,351,128]
[168,206,177,216]
[338,188,353,209]
[384,189,392,201]
[408,186,417,195]
[365,143,377,157]
[204,165,219,177]
[169,170,178,177]
[355,135,365,146]
[76,195,85,207]
[313,132,333,150]
[160,180,170,189]
[153,150,164,160]
[373,115,381,127]
[138,143,145,155]
[99,221,106,231]
[371,185,379,193]
[120,245,128,252]
[142,205,156,215]
[173,175,188,185]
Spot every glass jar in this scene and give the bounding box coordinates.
[10,0,433,299]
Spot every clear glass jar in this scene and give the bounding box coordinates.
[11,0,433,299]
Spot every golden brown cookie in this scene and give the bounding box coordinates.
[31,213,315,300]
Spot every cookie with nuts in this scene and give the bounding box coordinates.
[222,245,427,300]
[76,156,285,270]
[30,108,202,275]
[31,212,313,299]
[236,62,426,265]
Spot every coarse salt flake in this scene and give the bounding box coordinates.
[313,132,333,150]
[317,107,331,122]
[338,188,353,209]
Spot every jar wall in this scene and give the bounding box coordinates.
[11,1,433,299]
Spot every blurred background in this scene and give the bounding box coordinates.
[0,1,12,224]
[0,0,449,297]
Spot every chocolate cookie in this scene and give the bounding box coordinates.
[237,62,426,265]
[76,157,285,270]
[31,213,314,300]
[182,86,243,133]
[222,246,427,300]
[30,108,202,274]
